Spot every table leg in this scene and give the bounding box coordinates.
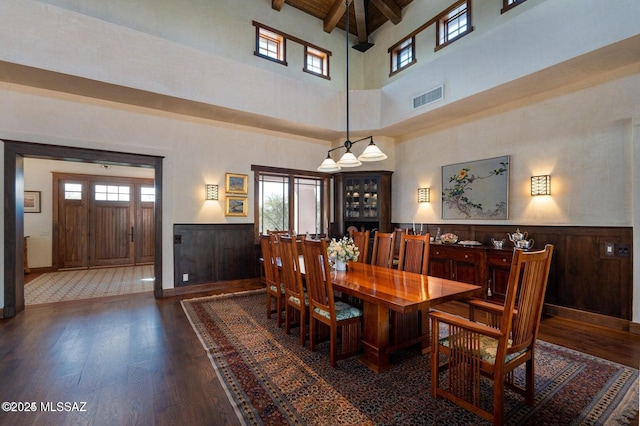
[359,300,391,373]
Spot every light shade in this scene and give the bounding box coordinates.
[337,150,362,167]
[358,141,388,162]
[206,184,219,200]
[531,175,550,196]
[317,155,341,172]
[418,187,430,203]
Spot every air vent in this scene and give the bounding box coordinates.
[412,85,444,110]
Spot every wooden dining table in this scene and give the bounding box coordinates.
[328,262,481,373]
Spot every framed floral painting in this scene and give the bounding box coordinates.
[441,156,509,220]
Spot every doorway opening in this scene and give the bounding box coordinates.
[4,140,163,318]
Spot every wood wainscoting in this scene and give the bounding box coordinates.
[173,223,259,288]
[396,224,633,329]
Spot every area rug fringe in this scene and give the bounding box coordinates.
[182,290,639,426]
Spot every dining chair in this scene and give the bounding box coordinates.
[392,227,409,266]
[397,233,431,274]
[430,244,554,425]
[371,231,395,269]
[349,229,370,263]
[391,233,431,348]
[260,233,285,328]
[279,235,308,346]
[301,238,363,368]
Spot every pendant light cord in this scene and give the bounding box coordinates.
[345,0,350,145]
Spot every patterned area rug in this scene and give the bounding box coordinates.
[25,265,154,305]
[182,290,639,426]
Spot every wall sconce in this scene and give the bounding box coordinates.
[206,184,219,200]
[530,175,550,196]
[418,187,430,203]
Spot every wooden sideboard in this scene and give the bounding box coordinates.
[429,243,513,303]
[401,224,633,329]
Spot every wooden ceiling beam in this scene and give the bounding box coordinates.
[353,0,368,43]
[271,0,286,11]
[323,0,348,33]
[370,0,402,25]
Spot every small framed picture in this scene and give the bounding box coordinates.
[24,191,41,213]
[225,196,248,216]
[225,173,248,195]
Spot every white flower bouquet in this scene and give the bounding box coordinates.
[327,236,360,265]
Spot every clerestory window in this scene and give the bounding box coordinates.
[255,25,287,65]
[436,0,472,51]
[389,37,416,76]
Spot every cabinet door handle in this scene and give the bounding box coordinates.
[502,258,508,263]
[435,251,440,255]
[464,254,469,259]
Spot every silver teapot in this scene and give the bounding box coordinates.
[507,228,527,243]
[508,228,534,249]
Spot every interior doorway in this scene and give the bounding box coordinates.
[52,173,155,269]
[4,140,163,318]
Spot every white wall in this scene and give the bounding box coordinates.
[393,71,640,227]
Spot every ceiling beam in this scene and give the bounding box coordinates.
[323,0,349,33]
[271,0,286,11]
[353,0,368,44]
[370,0,402,25]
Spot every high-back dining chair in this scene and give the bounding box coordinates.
[349,229,370,264]
[371,231,394,269]
[260,233,285,328]
[397,233,431,274]
[392,227,409,266]
[279,235,308,346]
[391,233,431,348]
[430,245,554,425]
[301,238,363,368]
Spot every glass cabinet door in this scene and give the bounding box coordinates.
[344,176,379,219]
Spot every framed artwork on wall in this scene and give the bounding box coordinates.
[442,156,509,220]
[226,196,248,216]
[24,191,41,213]
[226,173,248,195]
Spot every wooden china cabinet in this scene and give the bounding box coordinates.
[333,171,392,236]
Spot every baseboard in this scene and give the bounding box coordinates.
[162,278,261,298]
[25,266,55,274]
[544,304,630,332]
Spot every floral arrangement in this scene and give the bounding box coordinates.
[327,236,360,264]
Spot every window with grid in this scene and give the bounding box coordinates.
[64,183,82,200]
[390,37,416,75]
[94,184,130,202]
[255,26,286,65]
[253,167,328,238]
[140,186,155,202]
[304,46,330,79]
[502,0,527,13]
[436,0,472,50]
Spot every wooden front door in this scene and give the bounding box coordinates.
[90,183,135,267]
[54,173,154,269]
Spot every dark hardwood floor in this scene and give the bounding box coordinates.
[1,286,638,425]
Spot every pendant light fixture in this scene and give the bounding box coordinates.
[317,0,387,172]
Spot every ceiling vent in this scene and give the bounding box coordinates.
[412,85,444,110]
